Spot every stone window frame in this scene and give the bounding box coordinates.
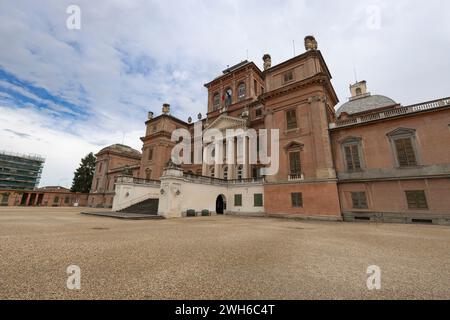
[340,136,365,172]
[148,147,154,162]
[285,108,298,131]
[387,128,421,168]
[254,193,263,207]
[212,92,220,110]
[351,191,369,209]
[145,168,152,180]
[283,69,295,84]
[405,190,429,210]
[234,194,242,207]
[285,141,304,177]
[237,82,246,101]
[254,106,263,119]
[291,192,303,208]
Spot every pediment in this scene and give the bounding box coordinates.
[206,115,247,131]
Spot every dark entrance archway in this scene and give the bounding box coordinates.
[216,194,226,215]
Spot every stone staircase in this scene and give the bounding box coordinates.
[118,198,160,216]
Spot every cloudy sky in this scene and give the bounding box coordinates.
[0,0,449,187]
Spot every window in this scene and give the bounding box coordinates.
[148,148,154,161]
[254,194,263,207]
[64,197,70,204]
[1,193,9,204]
[98,162,103,173]
[53,196,59,204]
[254,80,257,95]
[394,138,417,167]
[234,194,242,207]
[405,191,428,210]
[152,125,157,133]
[283,70,294,83]
[351,192,368,209]
[387,128,419,168]
[145,169,152,180]
[286,109,297,130]
[210,167,215,178]
[344,144,361,171]
[289,151,302,175]
[237,165,243,180]
[213,92,220,109]
[291,193,303,208]
[355,88,362,95]
[224,88,233,106]
[237,82,246,101]
[95,178,99,191]
[255,108,263,118]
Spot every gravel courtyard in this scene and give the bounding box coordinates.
[0,207,449,300]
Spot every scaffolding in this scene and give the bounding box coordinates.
[0,150,46,190]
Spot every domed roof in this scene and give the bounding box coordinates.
[98,144,141,158]
[336,94,397,116]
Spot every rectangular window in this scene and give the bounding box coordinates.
[255,108,263,118]
[291,193,303,208]
[254,80,257,95]
[254,194,263,207]
[286,109,297,130]
[289,151,301,175]
[351,192,368,209]
[283,71,294,83]
[234,194,242,207]
[98,162,103,173]
[344,144,361,171]
[53,196,59,204]
[395,138,417,167]
[405,190,428,210]
[64,197,70,204]
[148,148,154,161]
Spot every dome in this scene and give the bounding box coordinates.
[98,144,141,158]
[336,94,397,117]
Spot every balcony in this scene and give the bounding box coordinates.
[288,173,304,181]
[330,97,450,129]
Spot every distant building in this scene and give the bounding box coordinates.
[0,151,45,190]
[0,186,89,207]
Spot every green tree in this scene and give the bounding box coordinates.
[71,152,96,193]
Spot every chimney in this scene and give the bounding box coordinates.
[147,111,154,120]
[162,103,170,115]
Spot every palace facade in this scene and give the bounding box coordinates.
[90,36,450,225]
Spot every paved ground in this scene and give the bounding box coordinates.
[0,207,449,300]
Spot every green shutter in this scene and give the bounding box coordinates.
[254,194,263,207]
[234,194,242,207]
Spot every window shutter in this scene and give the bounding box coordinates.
[345,146,354,171]
[396,138,417,167]
[351,145,361,169]
[254,194,263,207]
[289,152,301,175]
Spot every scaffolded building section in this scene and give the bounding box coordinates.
[0,151,45,190]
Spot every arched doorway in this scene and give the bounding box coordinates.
[216,194,226,214]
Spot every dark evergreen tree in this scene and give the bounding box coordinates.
[71,152,96,193]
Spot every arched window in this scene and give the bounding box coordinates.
[223,166,228,180]
[237,165,243,180]
[237,82,246,101]
[213,92,220,110]
[210,167,215,178]
[224,88,233,106]
[355,88,362,96]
